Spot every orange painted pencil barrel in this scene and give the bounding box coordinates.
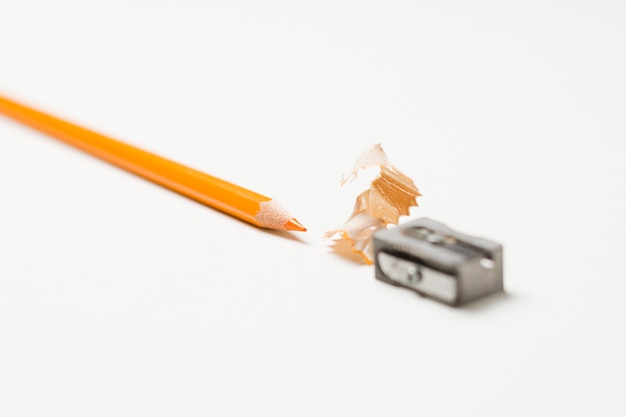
[0,94,305,231]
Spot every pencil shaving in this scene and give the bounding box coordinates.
[340,143,390,186]
[325,144,421,264]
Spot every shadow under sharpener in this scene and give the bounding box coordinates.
[373,218,503,306]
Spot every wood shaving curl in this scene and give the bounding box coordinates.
[325,144,421,264]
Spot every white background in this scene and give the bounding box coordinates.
[1,1,625,416]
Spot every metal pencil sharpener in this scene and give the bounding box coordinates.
[373,218,503,306]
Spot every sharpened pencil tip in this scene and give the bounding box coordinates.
[285,218,307,232]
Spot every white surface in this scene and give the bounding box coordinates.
[1,1,625,416]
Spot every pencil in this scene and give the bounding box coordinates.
[0,94,306,232]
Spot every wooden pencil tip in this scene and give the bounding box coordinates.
[285,218,307,232]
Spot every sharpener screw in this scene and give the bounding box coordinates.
[407,266,422,283]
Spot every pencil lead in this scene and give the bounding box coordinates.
[285,218,307,232]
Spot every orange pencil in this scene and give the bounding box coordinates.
[0,94,306,232]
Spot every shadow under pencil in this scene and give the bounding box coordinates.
[259,227,308,244]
